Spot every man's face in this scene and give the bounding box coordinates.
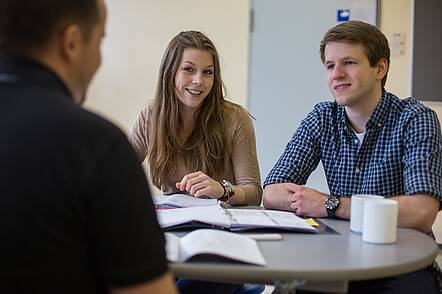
[324,41,383,110]
[75,0,106,104]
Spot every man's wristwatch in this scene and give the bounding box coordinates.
[324,195,340,218]
[218,180,235,202]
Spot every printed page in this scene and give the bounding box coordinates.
[179,229,266,266]
[154,193,218,208]
[156,205,230,229]
[164,233,181,262]
[228,209,317,232]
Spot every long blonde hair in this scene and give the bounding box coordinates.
[148,31,229,188]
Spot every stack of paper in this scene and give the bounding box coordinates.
[154,193,218,208]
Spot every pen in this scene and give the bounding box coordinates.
[244,233,283,241]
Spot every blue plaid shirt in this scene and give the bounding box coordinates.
[264,90,442,201]
[264,90,442,291]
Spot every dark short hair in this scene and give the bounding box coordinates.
[319,21,390,88]
[0,0,99,52]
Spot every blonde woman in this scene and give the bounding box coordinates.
[129,31,264,294]
[129,31,262,206]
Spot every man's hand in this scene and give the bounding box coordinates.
[263,183,294,211]
[264,182,328,216]
[285,183,328,217]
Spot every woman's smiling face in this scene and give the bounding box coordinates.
[174,48,214,110]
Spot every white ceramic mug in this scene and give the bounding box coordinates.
[362,199,398,244]
[350,194,384,233]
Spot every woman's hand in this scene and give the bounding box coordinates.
[175,171,225,199]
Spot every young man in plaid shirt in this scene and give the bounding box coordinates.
[264,21,442,294]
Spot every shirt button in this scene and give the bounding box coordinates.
[378,123,382,127]
[355,167,360,174]
[354,139,359,144]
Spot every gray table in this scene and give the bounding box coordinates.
[169,218,438,293]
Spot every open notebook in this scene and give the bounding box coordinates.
[165,229,266,265]
[157,205,318,233]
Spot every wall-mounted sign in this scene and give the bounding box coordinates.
[337,9,350,22]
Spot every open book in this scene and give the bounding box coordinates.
[154,193,218,208]
[157,205,318,233]
[165,229,266,265]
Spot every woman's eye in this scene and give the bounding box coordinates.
[204,70,213,75]
[183,67,194,72]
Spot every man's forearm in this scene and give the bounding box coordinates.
[391,194,439,232]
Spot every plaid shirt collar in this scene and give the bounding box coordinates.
[339,89,390,134]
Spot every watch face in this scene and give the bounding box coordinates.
[325,196,339,210]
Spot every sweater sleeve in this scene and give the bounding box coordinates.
[230,106,263,205]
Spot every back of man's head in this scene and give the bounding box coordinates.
[0,0,99,54]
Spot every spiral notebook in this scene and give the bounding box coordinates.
[156,205,318,233]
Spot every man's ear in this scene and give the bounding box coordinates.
[59,24,83,62]
[375,57,389,81]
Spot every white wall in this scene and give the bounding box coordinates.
[85,0,250,133]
